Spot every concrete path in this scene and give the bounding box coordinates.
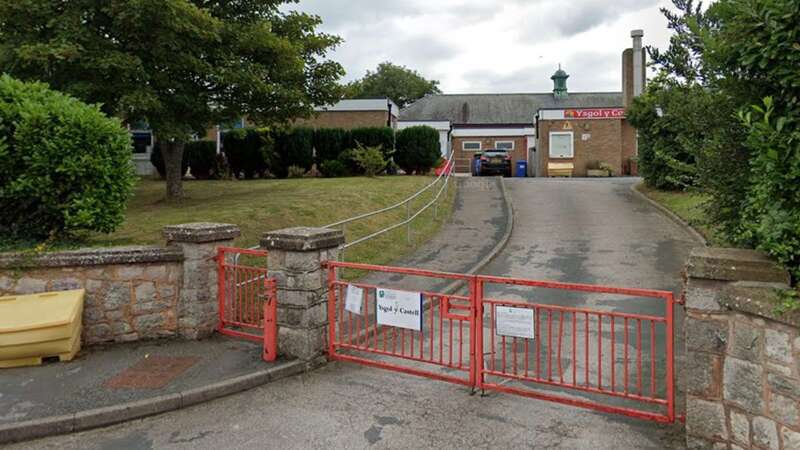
[0,336,302,442]
[8,178,700,449]
[358,176,508,293]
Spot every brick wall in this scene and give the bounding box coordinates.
[452,135,528,174]
[537,118,626,177]
[684,247,800,450]
[293,110,391,130]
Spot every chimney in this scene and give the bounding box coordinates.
[622,29,646,108]
[551,64,569,99]
[631,29,644,97]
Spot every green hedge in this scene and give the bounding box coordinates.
[313,128,349,163]
[273,127,314,178]
[185,140,217,179]
[395,126,441,174]
[222,128,273,179]
[349,127,395,159]
[0,75,135,239]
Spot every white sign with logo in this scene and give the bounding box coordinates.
[376,288,423,331]
[495,306,535,339]
[344,284,364,315]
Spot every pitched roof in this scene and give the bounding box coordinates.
[400,92,623,125]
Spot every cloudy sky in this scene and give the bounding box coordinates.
[286,0,677,94]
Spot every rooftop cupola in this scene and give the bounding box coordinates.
[551,64,569,99]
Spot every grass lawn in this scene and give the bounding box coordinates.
[636,183,730,246]
[86,175,455,267]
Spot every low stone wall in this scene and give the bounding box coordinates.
[684,247,800,450]
[0,223,239,345]
[0,247,182,344]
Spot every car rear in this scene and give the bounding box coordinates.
[479,149,512,176]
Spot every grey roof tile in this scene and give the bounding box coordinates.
[400,92,623,124]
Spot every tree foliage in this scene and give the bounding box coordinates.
[345,62,441,108]
[631,0,800,282]
[0,75,135,240]
[0,0,344,200]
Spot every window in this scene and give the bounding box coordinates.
[549,132,573,158]
[462,141,481,151]
[495,141,514,150]
[131,132,152,154]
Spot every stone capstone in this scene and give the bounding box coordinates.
[163,222,240,243]
[261,227,344,252]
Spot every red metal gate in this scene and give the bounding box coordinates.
[217,247,278,361]
[325,261,677,423]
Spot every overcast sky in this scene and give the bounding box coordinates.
[286,0,677,94]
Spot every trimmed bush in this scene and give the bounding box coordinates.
[319,159,348,178]
[351,144,387,177]
[0,75,135,239]
[185,140,217,179]
[150,141,188,179]
[313,128,349,163]
[273,127,314,178]
[286,165,307,178]
[349,127,395,159]
[222,128,273,179]
[395,126,441,174]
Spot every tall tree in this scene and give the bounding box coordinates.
[0,0,344,201]
[346,62,441,109]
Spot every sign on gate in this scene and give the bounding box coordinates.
[495,306,535,339]
[376,288,422,331]
[345,284,364,315]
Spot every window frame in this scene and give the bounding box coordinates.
[495,140,515,151]
[462,141,482,151]
[548,131,574,159]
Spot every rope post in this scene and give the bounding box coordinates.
[406,200,411,245]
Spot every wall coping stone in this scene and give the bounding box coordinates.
[163,223,240,243]
[0,245,183,269]
[719,282,800,328]
[261,227,344,251]
[687,247,790,284]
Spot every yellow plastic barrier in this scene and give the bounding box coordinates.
[0,289,84,368]
[548,162,574,177]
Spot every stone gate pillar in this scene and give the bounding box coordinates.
[260,227,344,368]
[163,222,240,339]
[684,247,798,449]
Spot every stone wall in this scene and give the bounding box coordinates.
[0,223,239,345]
[684,247,800,450]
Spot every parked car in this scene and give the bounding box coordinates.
[478,149,513,177]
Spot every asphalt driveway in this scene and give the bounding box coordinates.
[9,178,700,449]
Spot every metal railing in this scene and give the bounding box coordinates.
[324,152,455,255]
[237,153,455,263]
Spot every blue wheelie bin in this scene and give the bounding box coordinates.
[515,160,527,177]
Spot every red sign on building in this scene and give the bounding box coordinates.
[563,108,626,119]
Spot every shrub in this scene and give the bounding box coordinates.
[739,98,800,279]
[222,128,273,179]
[0,75,135,240]
[351,144,387,177]
[313,128,349,163]
[349,127,395,160]
[286,165,306,178]
[395,126,441,174]
[185,140,217,179]
[273,127,314,178]
[150,141,188,179]
[319,159,348,178]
